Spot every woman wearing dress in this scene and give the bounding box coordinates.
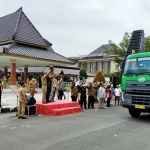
[48,71,62,102]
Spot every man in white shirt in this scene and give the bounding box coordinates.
[114,85,122,106]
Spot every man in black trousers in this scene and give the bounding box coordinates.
[46,76,52,103]
[78,82,87,109]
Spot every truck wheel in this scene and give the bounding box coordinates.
[129,109,141,117]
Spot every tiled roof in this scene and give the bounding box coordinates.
[90,44,117,54]
[0,9,20,42]
[80,44,118,59]
[0,7,47,47]
[3,43,74,63]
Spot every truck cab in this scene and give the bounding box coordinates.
[122,52,150,117]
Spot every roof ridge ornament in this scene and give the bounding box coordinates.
[16,7,22,12]
[12,7,23,40]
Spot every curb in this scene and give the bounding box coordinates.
[0,107,16,113]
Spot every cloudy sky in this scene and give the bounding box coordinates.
[0,0,150,57]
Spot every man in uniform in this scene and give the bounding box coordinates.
[29,78,36,97]
[0,80,3,107]
[18,81,27,119]
[26,77,30,93]
[41,70,51,103]
[34,79,38,93]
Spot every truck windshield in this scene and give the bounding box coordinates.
[124,57,150,75]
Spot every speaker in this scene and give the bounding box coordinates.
[25,105,36,116]
[26,96,36,105]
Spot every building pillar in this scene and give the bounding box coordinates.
[10,59,16,87]
[24,65,28,84]
[102,62,104,73]
[49,65,54,73]
[108,61,111,73]
[96,62,98,72]
[89,62,91,72]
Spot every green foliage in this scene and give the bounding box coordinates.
[60,70,64,75]
[29,74,35,80]
[104,72,110,77]
[103,32,131,66]
[104,70,121,77]
[145,36,150,52]
[79,68,88,80]
[63,74,71,82]
[93,71,105,83]
[0,73,3,79]
[104,32,150,66]
[58,70,71,82]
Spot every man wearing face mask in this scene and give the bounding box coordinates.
[18,81,27,119]
[29,78,36,97]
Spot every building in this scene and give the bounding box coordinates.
[0,7,74,88]
[78,44,118,74]
[0,66,95,78]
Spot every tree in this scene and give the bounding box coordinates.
[104,32,150,67]
[93,71,105,83]
[63,74,71,82]
[79,68,88,80]
[145,36,150,52]
[103,32,131,67]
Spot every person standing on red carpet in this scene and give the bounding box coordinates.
[41,70,51,103]
[48,71,62,102]
[58,77,65,100]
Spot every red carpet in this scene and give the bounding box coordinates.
[36,100,82,116]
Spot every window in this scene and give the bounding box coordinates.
[87,63,90,71]
[124,57,150,74]
[103,62,109,73]
[92,62,96,71]
[97,62,102,70]
[84,63,87,70]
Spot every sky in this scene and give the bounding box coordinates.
[0,0,150,57]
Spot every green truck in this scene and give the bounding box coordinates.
[122,52,150,117]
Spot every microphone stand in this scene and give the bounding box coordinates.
[9,87,19,118]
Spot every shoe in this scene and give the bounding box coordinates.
[98,107,101,109]
[102,107,105,109]
[84,108,87,109]
[42,102,47,104]
[18,116,22,119]
[22,117,27,119]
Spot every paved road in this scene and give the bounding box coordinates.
[0,105,150,150]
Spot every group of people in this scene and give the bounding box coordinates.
[41,69,65,103]
[17,69,65,119]
[70,81,122,110]
[17,71,122,119]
